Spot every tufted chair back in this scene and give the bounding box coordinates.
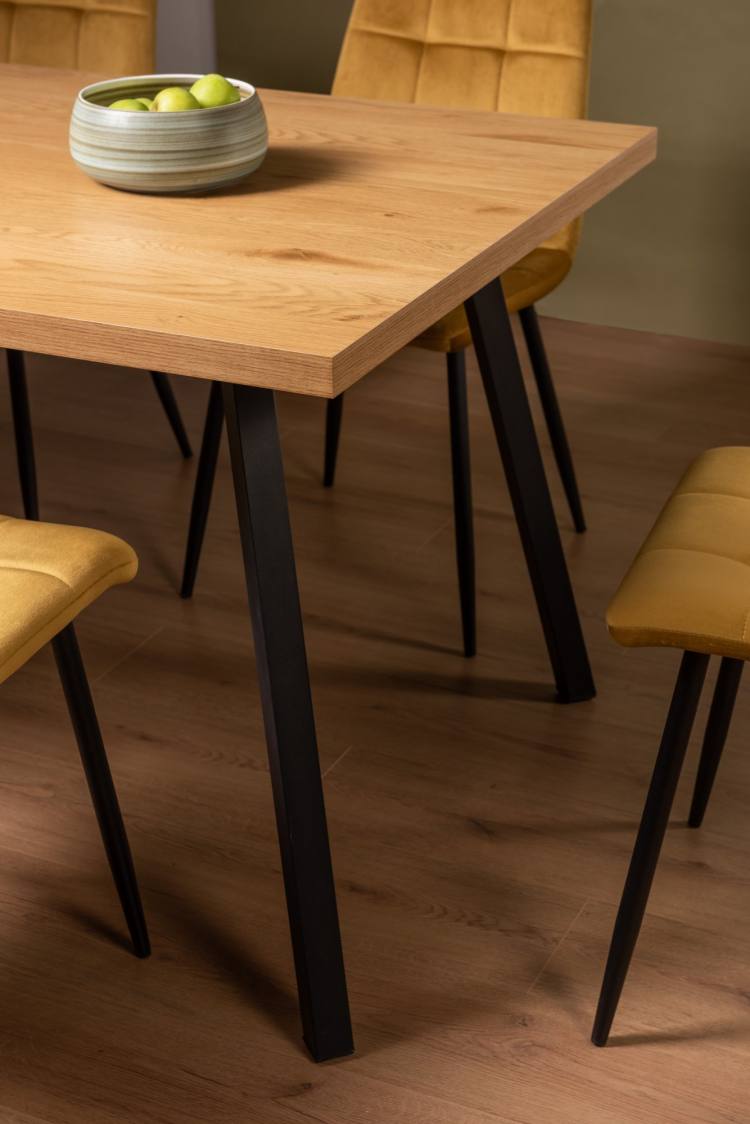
[333,0,592,257]
[0,0,155,74]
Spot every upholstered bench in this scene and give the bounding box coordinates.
[592,447,750,1045]
[0,514,149,958]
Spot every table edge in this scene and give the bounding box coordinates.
[330,125,658,395]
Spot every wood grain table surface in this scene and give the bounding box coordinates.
[0,64,656,396]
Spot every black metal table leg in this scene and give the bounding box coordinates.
[180,381,224,599]
[222,382,353,1063]
[688,656,743,828]
[446,350,476,658]
[519,305,586,534]
[592,650,709,1046]
[150,371,193,459]
[464,280,595,702]
[323,394,344,487]
[52,624,150,959]
[6,349,39,520]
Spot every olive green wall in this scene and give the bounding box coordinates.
[216,0,750,346]
[217,0,351,96]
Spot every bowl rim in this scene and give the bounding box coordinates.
[76,74,257,116]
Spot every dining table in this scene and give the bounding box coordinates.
[0,62,656,1062]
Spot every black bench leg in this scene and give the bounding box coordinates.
[446,350,476,658]
[688,656,743,828]
[180,380,224,599]
[464,279,595,703]
[223,382,353,1062]
[150,371,193,459]
[51,624,150,959]
[592,650,709,1046]
[6,349,39,520]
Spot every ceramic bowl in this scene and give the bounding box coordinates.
[69,74,268,194]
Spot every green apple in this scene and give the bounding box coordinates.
[137,97,154,109]
[109,98,149,111]
[190,73,240,108]
[152,87,201,112]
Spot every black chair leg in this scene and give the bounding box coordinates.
[446,351,476,658]
[51,624,150,959]
[180,380,224,599]
[6,349,39,520]
[323,394,344,487]
[519,305,586,534]
[592,650,709,1047]
[150,371,193,459]
[688,657,743,829]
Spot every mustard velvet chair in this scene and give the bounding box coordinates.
[592,447,750,1045]
[0,512,149,958]
[2,0,192,525]
[176,0,593,640]
[325,0,592,654]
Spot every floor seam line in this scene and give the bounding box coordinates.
[322,743,355,778]
[526,896,590,995]
[91,623,166,685]
[413,515,453,555]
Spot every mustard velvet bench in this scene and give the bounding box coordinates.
[593,447,750,1045]
[0,514,149,958]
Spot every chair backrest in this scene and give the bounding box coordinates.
[0,0,155,74]
[333,0,592,256]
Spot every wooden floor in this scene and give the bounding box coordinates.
[1,318,749,1123]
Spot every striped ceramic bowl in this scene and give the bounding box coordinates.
[70,74,268,194]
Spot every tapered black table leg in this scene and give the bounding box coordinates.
[446,351,476,658]
[519,305,586,534]
[592,650,709,1046]
[150,371,193,459]
[6,349,39,520]
[323,394,344,487]
[688,657,743,828]
[51,624,150,959]
[464,280,594,702]
[222,382,353,1063]
[180,381,224,599]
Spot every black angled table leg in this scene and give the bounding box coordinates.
[150,371,193,459]
[51,623,150,959]
[688,656,743,828]
[323,394,344,487]
[519,304,586,534]
[464,280,595,703]
[446,350,476,658]
[180,380,224,599]
[222,382,353,1063]
[6,349,39,520]
[592,650,709,1047]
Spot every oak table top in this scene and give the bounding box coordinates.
[0,64,656,398]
